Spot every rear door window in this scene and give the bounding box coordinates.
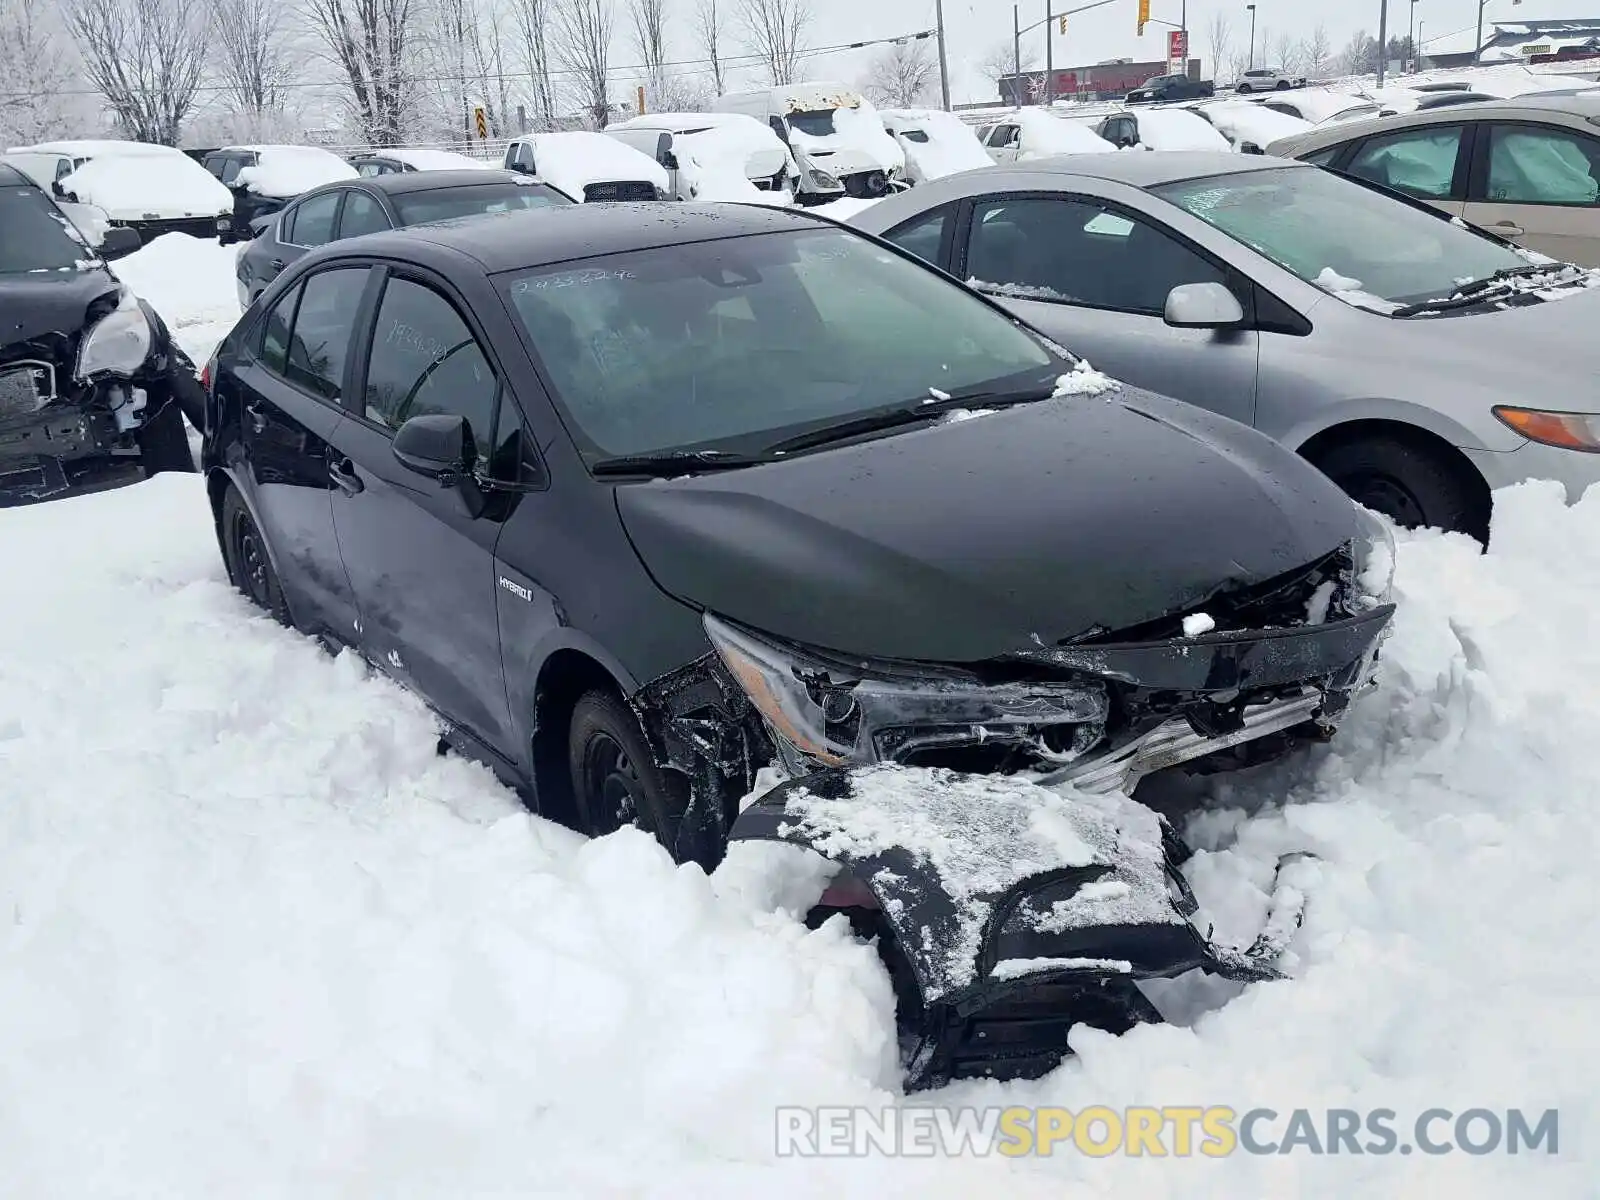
[289,191,342,247]
[1483,123,1600,205]
[282,267,369,402]
[882,205,951,266]
[1344,124,1467,199]
[337,190,392,238]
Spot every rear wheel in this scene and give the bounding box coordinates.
[566,690,686,848]
[1237,83,1252,93]
[220,483,291,624]
[1311,434,1488,541]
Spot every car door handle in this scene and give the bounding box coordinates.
[328,457,364,495]
[244,400,267,433]
[269,258,285,271]
[1490,221,1525,237]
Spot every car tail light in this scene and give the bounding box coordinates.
[200,354,215,393]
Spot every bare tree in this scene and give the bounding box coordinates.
[66,0,208,144]
[553,0,613,127]
[213,0,295,135]
[1303,23,1332,77]
[1273,31,1303,74]
[1205,11,1233,83]
[511,0,558,128]
[738,0,808,86]
[977,39,1036,103]
[1335,29,1378,76]
[695,0,725,95]
[0,0,81,143]
[306,0,412,146]
[861,38,935,109]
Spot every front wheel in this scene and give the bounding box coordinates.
[1311,435,1488,542]
[1237,83,1252,93]
[1276,80,1292,90]
[566,690,687,849]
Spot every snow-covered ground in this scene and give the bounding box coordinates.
[4,235,1598,1195]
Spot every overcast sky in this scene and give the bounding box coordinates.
[770,0,1600,101]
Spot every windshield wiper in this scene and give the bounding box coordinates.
[590,449,773,477]
[764,386,1058,456]
[1391,263,1569,318]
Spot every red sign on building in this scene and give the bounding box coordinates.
[1169,29,1189,71]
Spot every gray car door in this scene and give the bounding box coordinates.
[1465,120,1600,266]
[949,193,1260,428]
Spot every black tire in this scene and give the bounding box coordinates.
[1237,83,1252,93]
[220,483,292,624]
[1276,80,1292,90]
[566,690,686,847]
[1311,435,1487,541]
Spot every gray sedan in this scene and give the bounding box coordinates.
[850,151,1600,540]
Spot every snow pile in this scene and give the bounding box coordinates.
[522,131,669,200]
[1051,359,1119,396]
[383,147,496,172]
[114,234,243,362]
[881,108,994,182]
[1198,100,1314,150]
[234,146,359,199]
[1013,109,1116,158]
[59,150,232,220]
[1128,108,1231,152]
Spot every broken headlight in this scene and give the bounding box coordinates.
[75,288,152,381]
[1350,506,1397,608]
[703,614,1108,769]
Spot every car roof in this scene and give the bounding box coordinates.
[1269,88,1600,154]
[305,168,539,196]
[993,150,1302,187]
[0,161,33,187]
[330,201,829,272]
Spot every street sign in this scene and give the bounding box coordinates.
[473,105,488,140]
[1168,29,1188,72]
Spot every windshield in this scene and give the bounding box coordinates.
[503,227,1057,460]
[1153,165,1529,309]
[0,185,93,273]
[393,182,571,225]
[787,109,839,137]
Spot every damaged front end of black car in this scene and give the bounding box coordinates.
[1,178,200,507]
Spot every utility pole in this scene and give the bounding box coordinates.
[1045,1,1054,106]
[935,0,951,109]
[1407,0,1418,73]
[1377,0,1389,86]
[1013,4,1022,104]
[1474,0,1486,65]
[1246,4,1256,69]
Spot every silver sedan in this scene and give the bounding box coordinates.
[849,151,1600,541]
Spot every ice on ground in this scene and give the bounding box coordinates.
[114,234,244,364]
[234,145,359,198]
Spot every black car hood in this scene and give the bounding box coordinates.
[0,267,121,367]
[616,388,1363,663]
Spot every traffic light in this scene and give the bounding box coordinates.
[1137,0,1150,34]
[1059,14,1068,33]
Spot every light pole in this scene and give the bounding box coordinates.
[935,0,951,109]
[1407,0,1418,73]
[1474,0,1487,65]
[1010,0,1120,107]
[1417,20,1425,70]
[1246,4,1256,70]
[1376,0,1389,87]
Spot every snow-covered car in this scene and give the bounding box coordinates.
[1234,67,1307,93]
[714,83,905,199]
[7,139,233,243]
[1094,108,1231,152]
[606,113,793,201]
[202,145,361,244]
[981,109,1116,163]
[1257,88,1382,125]
[0,161,201,506]
[1190,99,1314,153]
[234,169,572,306]
[853,151,1600,541]
[204,200,1394,1087]
[879,108,993,184]
[504,132,668,202]
[347,147,497,175]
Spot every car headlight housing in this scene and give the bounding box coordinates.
[1492,405,1600,453]
[75,288,152,381]
[807,168,841,189]
[1350,506,1397,608]
[702,614,1107,769]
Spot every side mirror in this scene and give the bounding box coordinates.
[99,226,142,260]
[51,179,66,198]
[1164,282,1246,329]
[660,149,680,171]
[392,413,487,517]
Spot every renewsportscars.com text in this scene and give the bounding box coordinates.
[774,1105,1560,1158]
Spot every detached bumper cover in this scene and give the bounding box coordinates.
[731,766,1307,1088]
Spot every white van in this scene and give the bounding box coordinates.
[606,113,793,200]
[503,132,669,202]
[712,82,905,200]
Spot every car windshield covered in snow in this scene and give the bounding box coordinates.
[1154,165,1530,308]
[786,109,838,136]
[504,226,1056,460]
[0,184,90,273]
[391,181,572,225]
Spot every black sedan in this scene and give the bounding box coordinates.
[234,169,571,307]
[1,163,200,506]
[202,201,1396,1082]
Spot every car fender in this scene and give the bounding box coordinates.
[502,623,645,767]
[205,463,292,583]
[1280,395,1522,458]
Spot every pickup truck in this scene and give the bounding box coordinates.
[1126,74,1216,104]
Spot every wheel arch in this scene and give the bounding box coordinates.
[208,465,289,582]
[1296,416,1492,530]
[526,643,637,829]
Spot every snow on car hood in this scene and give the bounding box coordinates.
[1016,110,1115,157]
[615,386,1361,663]
[386,147,495,172]
[234,147,359,199]
[785,95,905,176]
[59,153,232,219]
[1198,100,1313,149]
[1128,108,1231,152]
[881,108,993,182]
[526,132,669,199]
